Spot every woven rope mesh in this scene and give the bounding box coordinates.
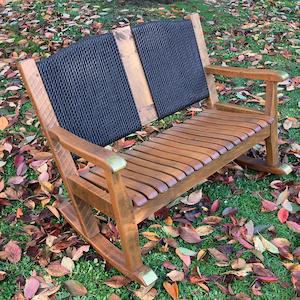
[132,20,209,119]
[37,33,141,146]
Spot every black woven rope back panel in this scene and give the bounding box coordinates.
[37,33,141,146]
[132,20,209,119]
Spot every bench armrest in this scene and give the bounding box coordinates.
[49,126,126,173]
[205,65,289,82]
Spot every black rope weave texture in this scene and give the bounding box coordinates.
[38,33,142,147]
[132,20,209,119]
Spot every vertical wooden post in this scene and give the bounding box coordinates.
[18,59,99,238]
[264,81,279,166]
[105,171,144,272]
[188,13,219,108]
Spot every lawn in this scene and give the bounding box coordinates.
[0,0,299,299]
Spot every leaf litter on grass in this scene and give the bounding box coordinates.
[0,0,299,299]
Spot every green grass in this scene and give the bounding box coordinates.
[0,0,299,299]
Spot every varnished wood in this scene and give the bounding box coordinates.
[17,59,99,239]
[18,15,291,287]
[265,81,279,166]
[49,126,126,173]
[113,26,158,125]
[188,13,218,107]
[59,201,157,286]
[205,65,289,82]
[235,155,292,175]
[215,103,265,115]
[133,127,270,223]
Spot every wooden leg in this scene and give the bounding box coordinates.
[71,195,100,238]
[58,200,157,286]
[105,172,158,286]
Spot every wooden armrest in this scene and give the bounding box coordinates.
[205,65,289,82]
[49,126,126,173]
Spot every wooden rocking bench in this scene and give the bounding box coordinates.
[18,13,292,286]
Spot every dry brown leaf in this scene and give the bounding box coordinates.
[64,280,87,296]
[104,275,131,288]
[142,231,161,241]
[167,270,185,282]
[163,281,179,300]
[0,116,9,130]
[46,262,70,277]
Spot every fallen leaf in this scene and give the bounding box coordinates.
[104,276,130,288]
[260,235,279,254]
[261,200,278,212]
[46,262,70,277]
[108,294,122,300]
[24,277,40,300]
[163,281,179,300]
[210,199,220,213]
[142,231,160,241]
[197,249,207,261]
[253,236,265,253]
[276,187,289,205]
[177,247,197,257]
[71,245,90,261]
[64,280,87,296]
[208,248,228,265]
[286,221,300,234]
[175,248,191,267]
[181,189,202,205]
[278,208,289,223]
[167,270,184,282]
[134,287,157,300]
[163,226,179,237]
[4,240,21,263]
[141,240,159,255]
[195,225,214,236]
[61,256,75,273]
[202,216,222,225]
[179,225,201,244]
[0,116,9,130]
[0,270,7,281]
[231,258,246,270]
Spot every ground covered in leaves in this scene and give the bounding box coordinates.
[0,0,299,299]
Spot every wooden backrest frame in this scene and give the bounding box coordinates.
[18,59,100,238]
[187,13,218,108]
[113,27,158,125]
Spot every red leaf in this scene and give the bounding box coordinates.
[286,221,300,234]
[278,208,289,223]
[261,200,278,212]
[256,276,278,283]
[4,241,21,263]
[179,225,201,244]
[24,277,40,299]
[210,199,220,213]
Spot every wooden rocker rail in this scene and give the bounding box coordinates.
[18,12,292,287]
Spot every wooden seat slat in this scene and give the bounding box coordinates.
[180,123,248,141]
[207,109,274,124]
[163,129,235,150]
[194,113,263,131]
[141,141,212,165]
[80,171,150,206]
[158,133,228,154]
[133,145,203,170]
[150,136,220,160]
[200,111,269,128]
[121,153,186,181]
[184,119,255,140]
[125,150,194,176]
[89,167,158,199]
[123,161,177,188]
[172,124,242,145]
